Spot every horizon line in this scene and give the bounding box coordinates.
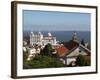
[23,30,91,32]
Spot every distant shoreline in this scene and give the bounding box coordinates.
[23,31,90,43]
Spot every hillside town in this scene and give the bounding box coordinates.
[23,32,91,68]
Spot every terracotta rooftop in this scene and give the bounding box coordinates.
[56,45,69,57]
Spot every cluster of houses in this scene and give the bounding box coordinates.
[23,32,91,66]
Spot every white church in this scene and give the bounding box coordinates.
[30,32,57,46]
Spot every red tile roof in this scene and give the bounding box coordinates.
[56,45,69,57]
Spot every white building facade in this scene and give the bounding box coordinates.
[30,32,57,46]
[61,44,90,66]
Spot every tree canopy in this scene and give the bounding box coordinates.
[41,43,54,56]
[76,55,90,66]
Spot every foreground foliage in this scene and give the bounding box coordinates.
[76,55,90,66]
[23,55,65,69]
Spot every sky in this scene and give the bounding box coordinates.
[23,10,91,31]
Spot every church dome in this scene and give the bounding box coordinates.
[72,32,78,41]
[38,32,43,35]
[48,32,52,36]
[30,32,34,36]
[30,32,33,34]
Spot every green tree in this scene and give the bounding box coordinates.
[23,55,65,69]
[81,39,85,46]
[76,55,90,66]
[41,43,53,56]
